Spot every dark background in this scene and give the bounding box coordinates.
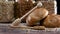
[56,0,60,14]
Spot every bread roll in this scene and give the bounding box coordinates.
[26,8,48,26]
[43,14,60,28]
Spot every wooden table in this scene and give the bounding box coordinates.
[0,23,60,34]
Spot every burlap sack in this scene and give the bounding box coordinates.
[14,0,36,22]
[0,1,14,22]
[40,1,57,14]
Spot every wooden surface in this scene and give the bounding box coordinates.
[0,23,60,34]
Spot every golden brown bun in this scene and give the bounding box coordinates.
[26,8,48,26]
[43,14,60,28]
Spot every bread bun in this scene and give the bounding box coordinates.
[43,14,60,28]
[26,8,48,26]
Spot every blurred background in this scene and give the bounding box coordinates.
[57,0,60,14]
[0,0,58,23]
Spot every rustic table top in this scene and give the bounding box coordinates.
[0,23,60,34]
